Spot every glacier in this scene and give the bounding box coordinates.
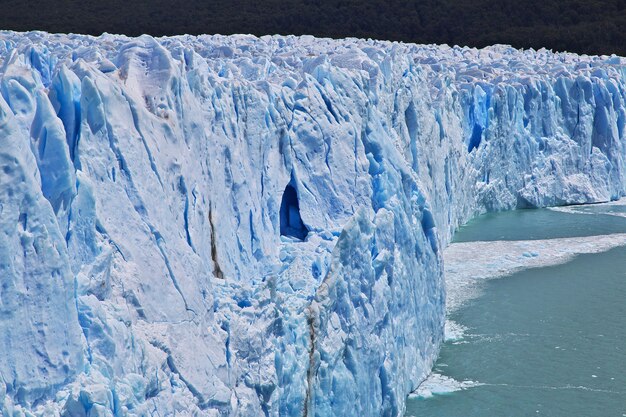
[0,30,625,417]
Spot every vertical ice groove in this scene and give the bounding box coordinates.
[49,65,82,166]
[119,89,165,188]
[0,32,625,417]
[30,89,76,214]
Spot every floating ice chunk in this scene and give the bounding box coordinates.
[411,373,483,399]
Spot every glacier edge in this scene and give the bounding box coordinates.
[0,31,624,417]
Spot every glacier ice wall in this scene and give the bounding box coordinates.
[0,31,625,416]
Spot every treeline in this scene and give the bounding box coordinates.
[1,0,625,56]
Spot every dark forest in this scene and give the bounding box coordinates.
[1,0,625,56]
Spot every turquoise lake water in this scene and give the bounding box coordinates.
[453,206,626,242]
[406,203,626,417]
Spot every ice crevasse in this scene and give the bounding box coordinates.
[0,31,625,416]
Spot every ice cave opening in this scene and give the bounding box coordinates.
[280,183,308,240]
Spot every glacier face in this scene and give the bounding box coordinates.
[0,31,625,416]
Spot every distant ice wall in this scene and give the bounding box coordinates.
[0,32,624,416]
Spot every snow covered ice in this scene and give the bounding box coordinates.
[1,31,626,416]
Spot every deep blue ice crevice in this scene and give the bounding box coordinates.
[49,65,82,166]
[466,85,489,152]
[30,89,76,216]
